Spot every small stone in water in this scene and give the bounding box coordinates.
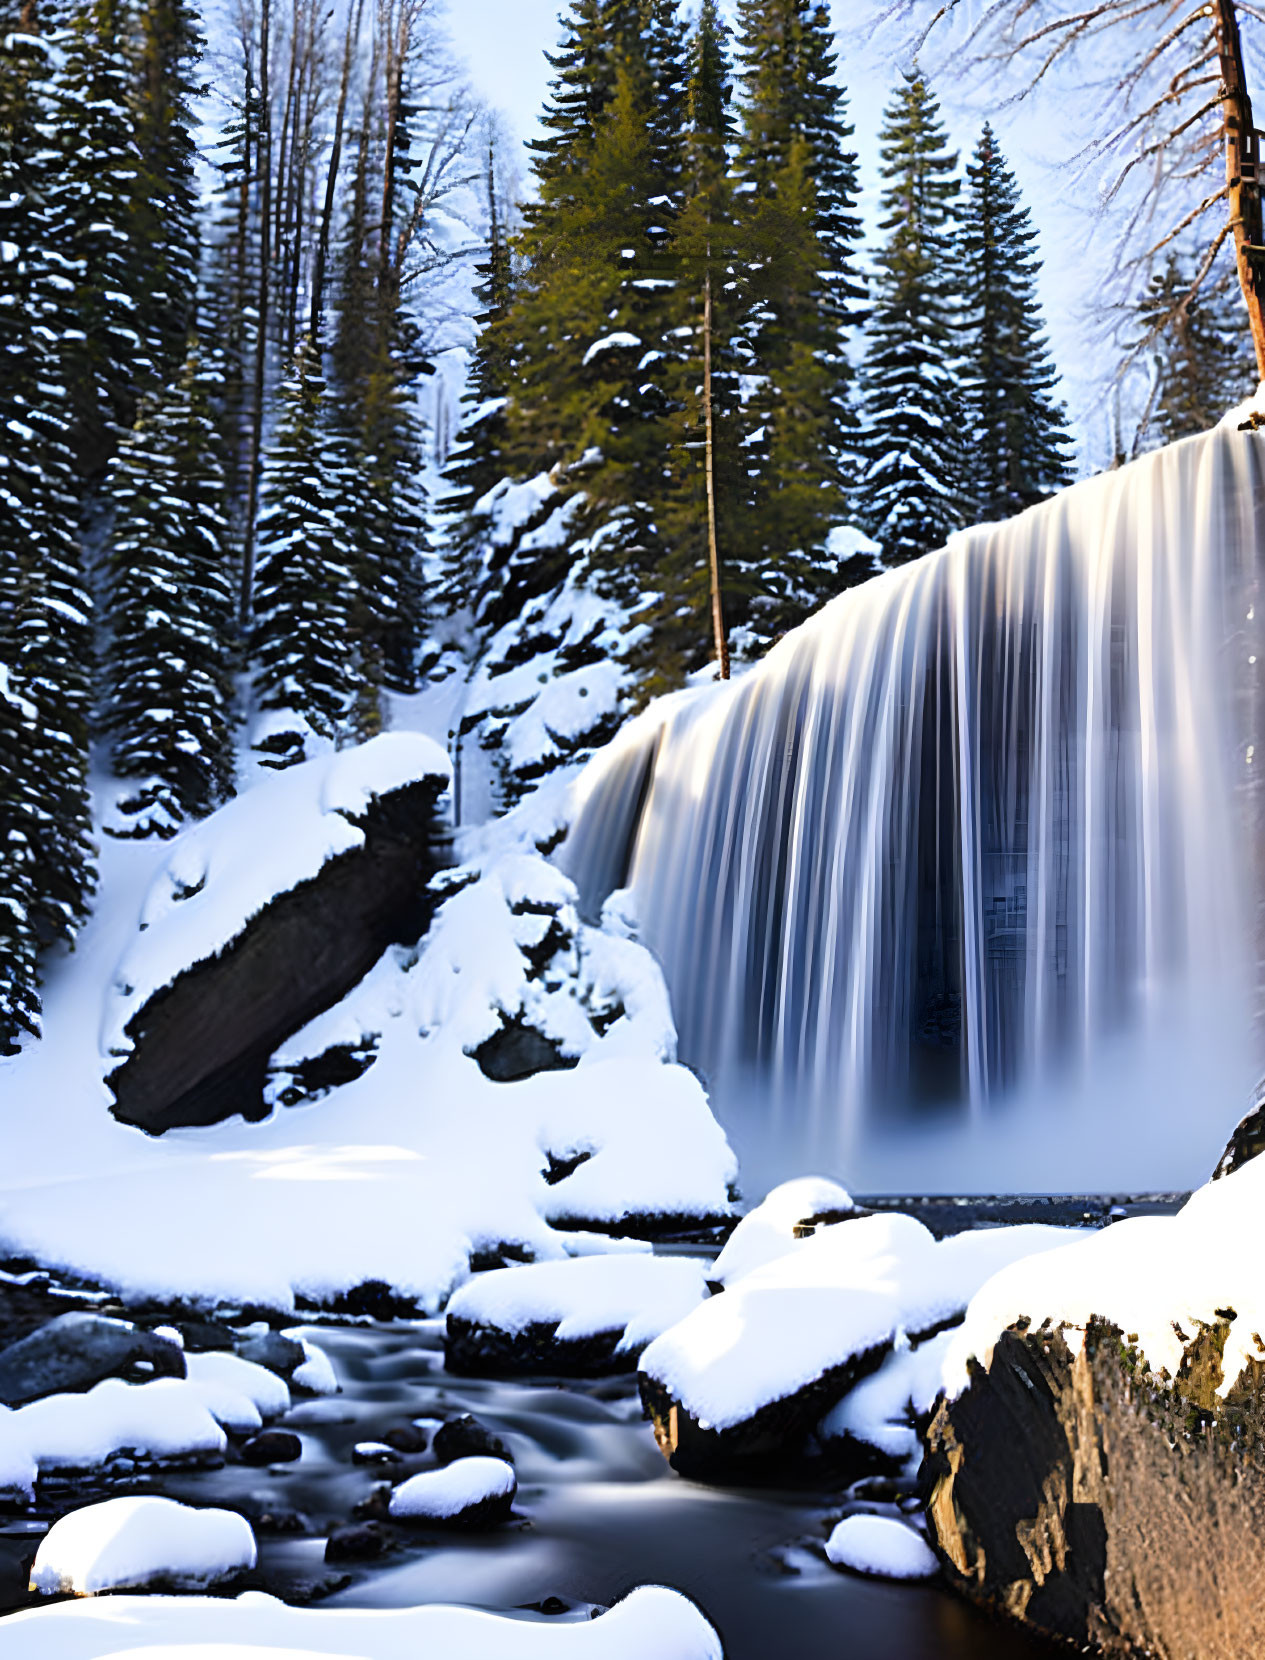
[384,1424,428,1454]
[432,1414,512,1466]
[237,1331,305,1377]
[352,1442,401,1465]
[240,1431,301,1465]
[325,1521,387,1562]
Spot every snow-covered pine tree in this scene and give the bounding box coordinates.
[858,71,965,566]
[251,336,363,766]
[732,0,870,631]
[1136,252,1257,445]
[102,345,236,835]
[131,0,204,384]
[959,124,1073,520]
[0,15,96,1049]
[53,0,154,476]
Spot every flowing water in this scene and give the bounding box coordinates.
[564,423,1265,1193]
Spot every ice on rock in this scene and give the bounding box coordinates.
[709,1177,858,1289]
[29,1496,256,1595]
[0,1585,722,1658]
[825,1514,938,1580]
[446,1254,709,1355]
[387,1456,517,1522]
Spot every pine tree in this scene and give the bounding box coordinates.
[102,345,236,835]
[251,336,363,766]
[53,0,154,475]
[0,15,96,1049]
[731,0,869,630]
[1136,252,1257,445]
[858,71,965,566]
[959,124,1073,520]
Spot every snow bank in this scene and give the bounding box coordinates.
[0,1586,721,1659]
[106,733,450,1053]
[641,1215,1071,1430]
[447,1255,709,1355]
[387,1455,516,1521]
[708,1178,857,1289]
[824,1514,938,1580]
[944,1157,1265,1399]
[30,1497,256,1595]
[16,1378,227,1470]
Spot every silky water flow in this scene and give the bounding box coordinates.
[564,422,1265,1193]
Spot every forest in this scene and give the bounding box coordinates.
[0,0,1256,1051]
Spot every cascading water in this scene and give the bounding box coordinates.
[563,419,1265,1193]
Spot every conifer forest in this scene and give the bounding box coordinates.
[5,2,1265,1652]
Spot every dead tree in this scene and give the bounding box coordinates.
[886,0,1265,379]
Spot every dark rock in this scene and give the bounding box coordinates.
[325,1522,388,1563]
[1213,1081,1265,1178]
[107,774,450,1133]
[524,1596,571,1616]
[639,1342,890,1485]
[239,1431,302,1466]
[267,1041,377,1109]
[923,1317,1265,1656]
[323,1280,419,1321]
[237,1331,306,1378]
[446,1314,633,1379]
[176,1319,237,1352]
[0,1313,186,1405]
[469,1016,579,1083]
[383,1425,428,1455]
[432,1414,513,1466]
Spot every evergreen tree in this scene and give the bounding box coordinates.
[251,336,363,766]
[731,0,869,630]
[102,345,236,835]
[960,124,1073,519]
[53,0,154,474]
[1136,252,1257,445]
[0,16,96,1049]
[858,71,965,566]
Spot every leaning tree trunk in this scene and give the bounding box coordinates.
[1214,0,1265,380]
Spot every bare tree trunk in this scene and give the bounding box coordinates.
[241,0,272,626]
[310,0,363,338]
[702,259,729,681]
[1213,0,1265,380]
[379,0,406,281]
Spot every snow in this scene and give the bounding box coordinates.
[582,332,642,367]
[29,1497,256,1596]
[0,1585,722,1659]
[824,1514,939,1581]
[287,1337,337,1396]
[15,1378,227,1470]
[0,1407,36,1502]
[818,1329,956,1465]
[640,1215,1073,1430]
[387,1456,517,1520]
[183,1352,290,1424]
[106,733,450,1054]
[708,1178,857,1289]
[0,737,734,1315]
[446,1255,709,1355]
[944,1156,1265,1401]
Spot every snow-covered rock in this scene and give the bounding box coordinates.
[825,1514,938,1581]
[639,1214,1071,1479]
[708,1177,861,1290]
[0,1407,36,1503]
[446,1254,710,1375]
[0,1585,722,1658]
[29,1496,256,1595]
[184,1352,290,1422]
[817,1328,955,1469]
[16,1378,227,1471]
[387,1455,517,1527]
[0,1314,185,1406]
[286,1336,338,1396]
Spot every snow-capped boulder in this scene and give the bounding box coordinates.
[445,1254,710,1376]
[29,1496,255,1595]
[639,1214,1070,1480]
[924,1156,1265,1657]
[16,1377,228,1471]
[106,734,452,1133]
[387,1456,517,1528]
[708,1177,863,1291]
[0,1313,185,1406]
[825,1514,938,1581]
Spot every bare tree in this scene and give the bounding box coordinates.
[883,0,1265,378]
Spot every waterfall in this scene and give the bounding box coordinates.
[563,422,1265,1193]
